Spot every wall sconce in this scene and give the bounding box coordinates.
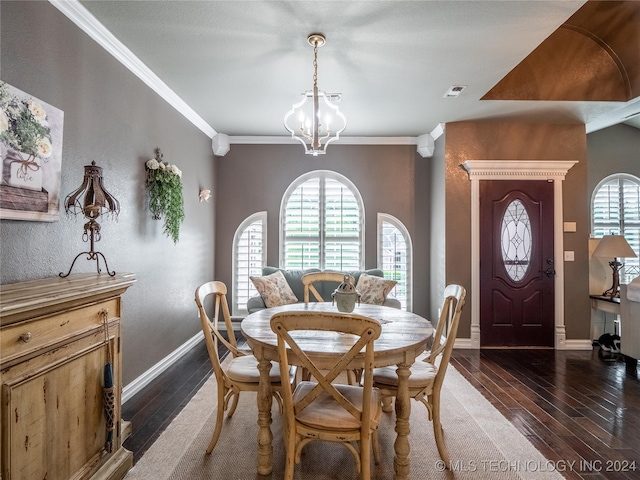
[59,161,120,277]
[199,189,211,202]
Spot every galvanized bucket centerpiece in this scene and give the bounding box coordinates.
[331,274,361,313]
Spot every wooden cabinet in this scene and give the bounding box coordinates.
[0,273,136,480]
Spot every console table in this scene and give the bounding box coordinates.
[590,294,620,339]
[0,273,135,480]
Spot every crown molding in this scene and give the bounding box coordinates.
[228,136,420,145]
[49,0,216,138]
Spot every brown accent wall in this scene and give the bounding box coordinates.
[0,2,215,385]
[214,143,432,317]
[444,121,591,340]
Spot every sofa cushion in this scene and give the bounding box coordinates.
[356,273,397,305]
[250,270,299,308]
[261,267,321,302]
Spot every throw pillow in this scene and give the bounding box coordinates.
[250,270,299,308]
[355,273,397,305]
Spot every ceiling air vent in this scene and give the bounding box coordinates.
[443,85,467,98]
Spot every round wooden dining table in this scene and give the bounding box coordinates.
[241,302,433,479]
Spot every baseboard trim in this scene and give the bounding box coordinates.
[122,331,204,404]
[454,338,477,349]
[453,338,594,350]
[562,339,595,351]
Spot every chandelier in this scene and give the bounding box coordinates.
[284,33,346,156]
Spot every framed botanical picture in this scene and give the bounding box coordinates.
[0,81,64,221]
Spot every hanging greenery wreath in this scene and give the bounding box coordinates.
[145,148,185,244]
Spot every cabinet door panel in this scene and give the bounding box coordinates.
[3,342,108,480]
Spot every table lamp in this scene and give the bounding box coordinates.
[59,161,120,277]
[592,234,637,299]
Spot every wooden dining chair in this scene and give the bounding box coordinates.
[302,272,355,303]
[194,281,296,454]
[271,311,382,480]
[372,284,466,470]
[301,272,359,383]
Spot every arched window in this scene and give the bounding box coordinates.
[233,212,267,314]
[592,174,640,284]
[378,213,412,311]
[280,171,364,270]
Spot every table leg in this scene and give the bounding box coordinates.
[394,362,411,479]
[256,356,274,475]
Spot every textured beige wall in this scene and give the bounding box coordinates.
[444,121,590,341]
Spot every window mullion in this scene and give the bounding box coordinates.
[319,176,326,269]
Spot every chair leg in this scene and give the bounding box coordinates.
[431,393,450,469]
[273,391,284,415]
[360,435,371,480]
[227,392,240,418]
[372,430,381,465]
[283,429,296,480]
[206,387,227,454]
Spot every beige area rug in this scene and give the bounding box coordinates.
[124,359,565,480]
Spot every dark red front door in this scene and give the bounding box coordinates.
[480,180,555,347]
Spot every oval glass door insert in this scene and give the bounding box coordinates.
[501,199,532,281]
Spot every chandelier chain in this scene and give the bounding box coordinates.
[313,41,318,88]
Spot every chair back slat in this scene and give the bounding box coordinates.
[302,272,355,303]
[430,285,466,389]
[195,281,246,380]
[271,311,381,422]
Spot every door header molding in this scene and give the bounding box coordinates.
[462,160,578,180]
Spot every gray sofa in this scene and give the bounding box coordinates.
[247,266,401,314]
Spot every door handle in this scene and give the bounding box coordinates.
[544,257,555,277]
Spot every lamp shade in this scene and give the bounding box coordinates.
[592,235,637,259]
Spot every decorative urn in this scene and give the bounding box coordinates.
[331,274,361,313]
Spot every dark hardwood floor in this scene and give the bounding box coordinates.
[123,343,640,479]
[451,349,640,480]
[121,339,218,463]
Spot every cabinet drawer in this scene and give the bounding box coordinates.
[1,298,119,363]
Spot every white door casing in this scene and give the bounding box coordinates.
[461,160,578,350]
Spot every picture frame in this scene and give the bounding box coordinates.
[0,81,64,221]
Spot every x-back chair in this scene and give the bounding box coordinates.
[271,311,382,480]
[194,281,296,454]
[302,271,356,303]
[372,284,466,469]
[301,271,361,383]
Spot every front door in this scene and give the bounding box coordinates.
[480,180,555,347]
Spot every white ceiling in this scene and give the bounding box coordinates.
[64,0,640,141]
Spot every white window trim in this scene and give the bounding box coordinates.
[279,170,365,270]
[232,211,267,315]
[591,173,640,285]
[590,173,640,233]
[377,213,413,311]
